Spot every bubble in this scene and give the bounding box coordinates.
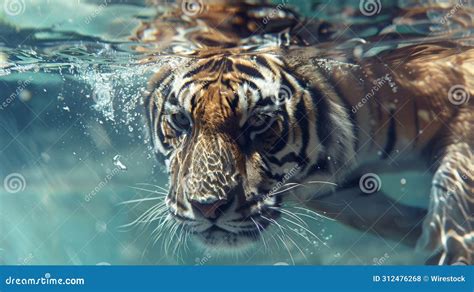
[113,155,127,170]
[359,0,382,17]
[18,89,32,102]
[448,85,470,105]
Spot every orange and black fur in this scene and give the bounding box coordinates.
[135,0,473,264]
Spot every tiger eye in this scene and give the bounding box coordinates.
[169,112,192,133]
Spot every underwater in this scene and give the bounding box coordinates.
[0,0,472,267]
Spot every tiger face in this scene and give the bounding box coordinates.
[145,51,353,249]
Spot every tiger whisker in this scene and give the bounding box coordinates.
[284,232,307,263]
[120,204,166,230]
[277,217,312,244]
[261,214,312,256]
[118,196,165,205]
[267,184,303,197]
[183,228,191,253]
[281,216,328,247]
[251,217,268,252]
[292,211,323,222]
[136,182,169,193]
[305,180,338,187]
[268,206,308,227]
[173,224,185,261]
[164,220,176,254]
[123,202,167,227]
[129,186,168,195]
[266,180,337,199]
[261,215,286,236]
[293,206,335,221]
[155,217,173,248]
[276,234,295,265]
[152,213,171,240]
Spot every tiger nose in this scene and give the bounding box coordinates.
[190,198,229,219]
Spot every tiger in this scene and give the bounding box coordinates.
[135,0,474,264]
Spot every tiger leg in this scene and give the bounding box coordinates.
[417,129,474,265]
[306,176,427,247]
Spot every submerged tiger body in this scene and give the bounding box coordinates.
[138,1,473,264]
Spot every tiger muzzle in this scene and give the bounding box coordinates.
[182,133,241,219]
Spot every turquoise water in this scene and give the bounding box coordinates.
[0,0,471,265]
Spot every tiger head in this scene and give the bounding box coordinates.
[144,50,354,250]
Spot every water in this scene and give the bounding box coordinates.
[0,0,472,265]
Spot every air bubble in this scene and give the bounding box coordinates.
[113,155,127,170]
